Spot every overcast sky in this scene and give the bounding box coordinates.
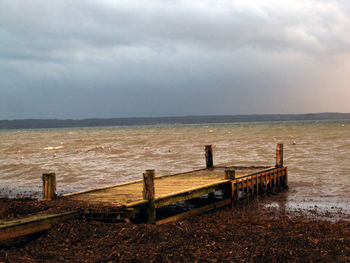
[1,0,350,119]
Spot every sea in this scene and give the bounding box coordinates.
[1,120,349,217]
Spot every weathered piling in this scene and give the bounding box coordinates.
[143,169,156,223]
[276,143,283,168]
[205,145,214,168]
[224,169,235,180]
[42,172,57,200]
[224,169,235,206]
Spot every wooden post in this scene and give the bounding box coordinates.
[224,169,235,180]
[143,169,156,223]
[283,167,288,187]
[241,179,244,205]
[278,168,281,189]
[246,179,250,204]
[236,181,239,206]
[232,182,236,205]
[276,143,283,168]
[224,169,235,206]
[205,145,213,169]
[42,172,57,200]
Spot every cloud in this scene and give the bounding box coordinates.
[0,0,350,119]
[3,0,350,59]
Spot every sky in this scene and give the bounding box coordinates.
[1,0,350,119]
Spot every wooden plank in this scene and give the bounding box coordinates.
[156,199,231,225]
[64,167,273,209]
[0,211,78,242]
[247,178,250,204]
[223,181,232,203]
[236,167,275,179]
[278,168,282,187]
[63,168,212,198]
[63,178,143,197]
[155,181,228,208]
[242,179,245,203]
[125,200,148,208]
[0,222,51,242]
[284,167,288,185]
[240,179,244,202]
[270,171,274,192]
[254,175,257,197]
[236,181,239,205]
[154,167,208,180]
[233,181,237,205]
[64,167,257,201]
[260,173,263,195]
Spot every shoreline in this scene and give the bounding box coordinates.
[2,181,350,222]
[1,195,349,262]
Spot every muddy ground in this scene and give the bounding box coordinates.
[1,194,349,263]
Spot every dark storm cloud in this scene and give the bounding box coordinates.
[1,0,350,119]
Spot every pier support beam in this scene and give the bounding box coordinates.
[205,145,214,169]
[143,169,156,223]
[276,143,283,168]
[42,172,57,200]
[224,169,235,206]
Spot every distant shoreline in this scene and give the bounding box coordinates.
[0,112,349,130]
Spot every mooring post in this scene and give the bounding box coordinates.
[42,172,57,200]
[224,169,235,206]
[143,169,156,224]
[205,145,214,169]
[276,143,283,168]
[224,169,235,180]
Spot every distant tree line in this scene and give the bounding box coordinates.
[0,113,349,130]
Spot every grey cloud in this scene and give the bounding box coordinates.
[0,0,350,119]
[3,0,350,58]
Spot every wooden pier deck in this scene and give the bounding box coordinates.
[64,167,265,207]
[1,144,288,241]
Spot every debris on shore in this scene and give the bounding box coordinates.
[1,196,349,262]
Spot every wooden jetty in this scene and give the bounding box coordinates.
[0,143,288,242]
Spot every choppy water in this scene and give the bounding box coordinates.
[1,120,349,215]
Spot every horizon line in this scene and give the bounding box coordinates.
[1,112,350,122]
